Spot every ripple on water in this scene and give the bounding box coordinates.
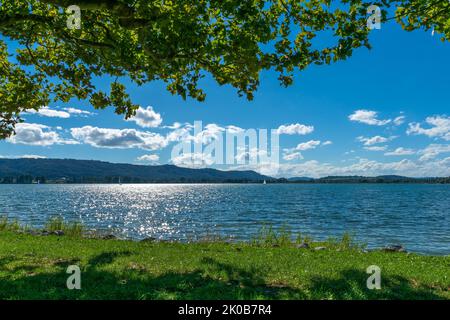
[0,183,448,255]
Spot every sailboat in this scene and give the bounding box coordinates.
[118,177,122,185]
[263,180,267,184]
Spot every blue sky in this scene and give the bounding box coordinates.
[1,20,449,178]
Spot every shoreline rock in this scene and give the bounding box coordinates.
[140,237,157,243]
[383,245,407,253]
[296,243,310,249]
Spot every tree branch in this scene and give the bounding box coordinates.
[39,0,134,17]
[0,14,52,27]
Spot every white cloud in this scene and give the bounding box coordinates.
[357,135,393,146]
[137,154,160,163]
[193,123,225,144]
[7,123,77,146]
[183,123,242,145]
[167,123,224,145]
[407,115,450,141]
[226,125,245,134]
[293,140,321,151]
[62,107,94,116]
[25,106,95,118]
[19,154,48,159]
[282,140,329,160]
[26,106,70,119]
[417,144,450,161]
[393,115,406,126]
[163,122,182,129]
[166,125,193,143]
[128,106,162,128]
[164,122,245,146]
[364,145,388,151]
[283,152,303,161]
[235,147,268,163]
[384,147,416,156]
[439,156,450,168]
[348,109,391,126]
[276,123,314,135]
[70,126,167,150]
[251,157,449,178]
[0,154,47,159]
[171,152,215,168]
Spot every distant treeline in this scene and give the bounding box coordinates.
[281,175,450,184]
[0,159,448,184]
[1,175,449,184]
[0,175,267,184]
[0,176,48,184]
[0,158,271,183]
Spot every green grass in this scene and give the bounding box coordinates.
[0,222,448,300]
[0,216,84,237]
[0,216,22,232]
[44,217,84,237]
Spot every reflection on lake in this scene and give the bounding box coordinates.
[0,184,449,255]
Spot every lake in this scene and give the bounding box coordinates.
[0,184,449,255]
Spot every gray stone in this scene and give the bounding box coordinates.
[314,246,327,251]
[140,237,157,242]
[102,234,117,240]
[383,245,406,253]
[296,243,310,249]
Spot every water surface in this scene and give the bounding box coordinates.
[0,184,448,255]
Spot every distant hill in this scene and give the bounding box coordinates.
[0,158,272,183]
[308,175,450,184]
[280,175,449,184]
[287,177,314,182]
[0,158,448,184]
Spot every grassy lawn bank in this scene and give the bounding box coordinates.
[0,230,448,300]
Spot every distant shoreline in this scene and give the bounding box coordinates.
[1,181,449,185]
[0,180,449,185]
[0,158,449,184]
